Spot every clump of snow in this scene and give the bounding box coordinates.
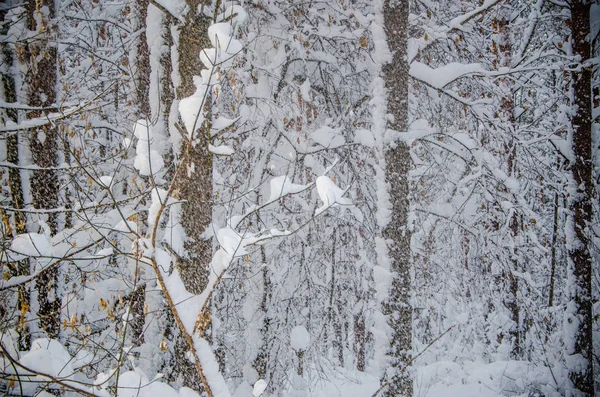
[300,79,311,102]
[99,175,113,188]
[354,128,375,147]
[117,368,200,397]
[179,93,206,136]
[268,176,307,202]
[209,143,235,156]
[133,120,164,176]
[315,176,352,215]
[252,379,267,397]
[290,325,310,351]
[410,62,484,89]
[10,232,53,260]
[312,125,345,148]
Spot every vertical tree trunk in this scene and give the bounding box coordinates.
[25,0,61,338]
[495,5,523,360]
[382,0,412,395]
[253,246,271,379]
[548,190,559,308]
[128,0,152,350]
[171,1,213,390]
[353,312,366,372]
[175,0,213,296]
[1,5,31,350]
[134,0,151,120]
[567,1,594,394]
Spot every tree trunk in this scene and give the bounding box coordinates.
[567,1,594,394]
[496,4,523,361]
[25,0,61,339]
[382,0,412,395]
[171,1,213,390]
[175,1,213,296]
[1,5,31,350]
[354,312,366,372]
[253,246,271,379]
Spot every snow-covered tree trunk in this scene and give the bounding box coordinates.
[174,0,213,297]
[129,0,152,349]
[566,1,594,394]
[381,0,412,395]
[494,3,522,360]
[0,3,30,350]
[171,0,214,391]
[25,0,61,338]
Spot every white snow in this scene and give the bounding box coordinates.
[10,232,53,260]
[300,79,311,102]
[252,379,267,397]
[315,176,352,215]
[290,325,310,351]
[312,125,345,148]
[133,120,165,176]
[410,62,484,89]
[354,128,375,147]
[267,175,307,202]
[209,144,235,156]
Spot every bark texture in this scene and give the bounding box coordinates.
[382,0,412,395]
[171,1,213,391]
[1,5,31,350]
[175,2,213,296]
[567,1,594,394]
[26,0,61,338]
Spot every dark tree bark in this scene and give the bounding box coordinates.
[134,0,151,119]
[253,246,272,379]
[174,1,213,296]
[567,1,594,394]
[382,0,412,395]
[1,5,31,350]
[170,0,214,391]
[25,0,61,338]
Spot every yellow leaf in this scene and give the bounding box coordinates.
[159,340,168,351]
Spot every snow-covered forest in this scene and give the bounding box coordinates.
[0,0,598,396]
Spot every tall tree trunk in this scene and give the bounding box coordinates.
[25,0,61,338]
[567,1,594,394]
[171,0,213,390]
[1,5,31,350]
[253,246,271,379]
[175,0,213,296]
[128,0,153,350]
[382,0,412,395]
[134,0,151,120]
[495,5,522,360]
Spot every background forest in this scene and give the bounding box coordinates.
[0,0,598,396]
